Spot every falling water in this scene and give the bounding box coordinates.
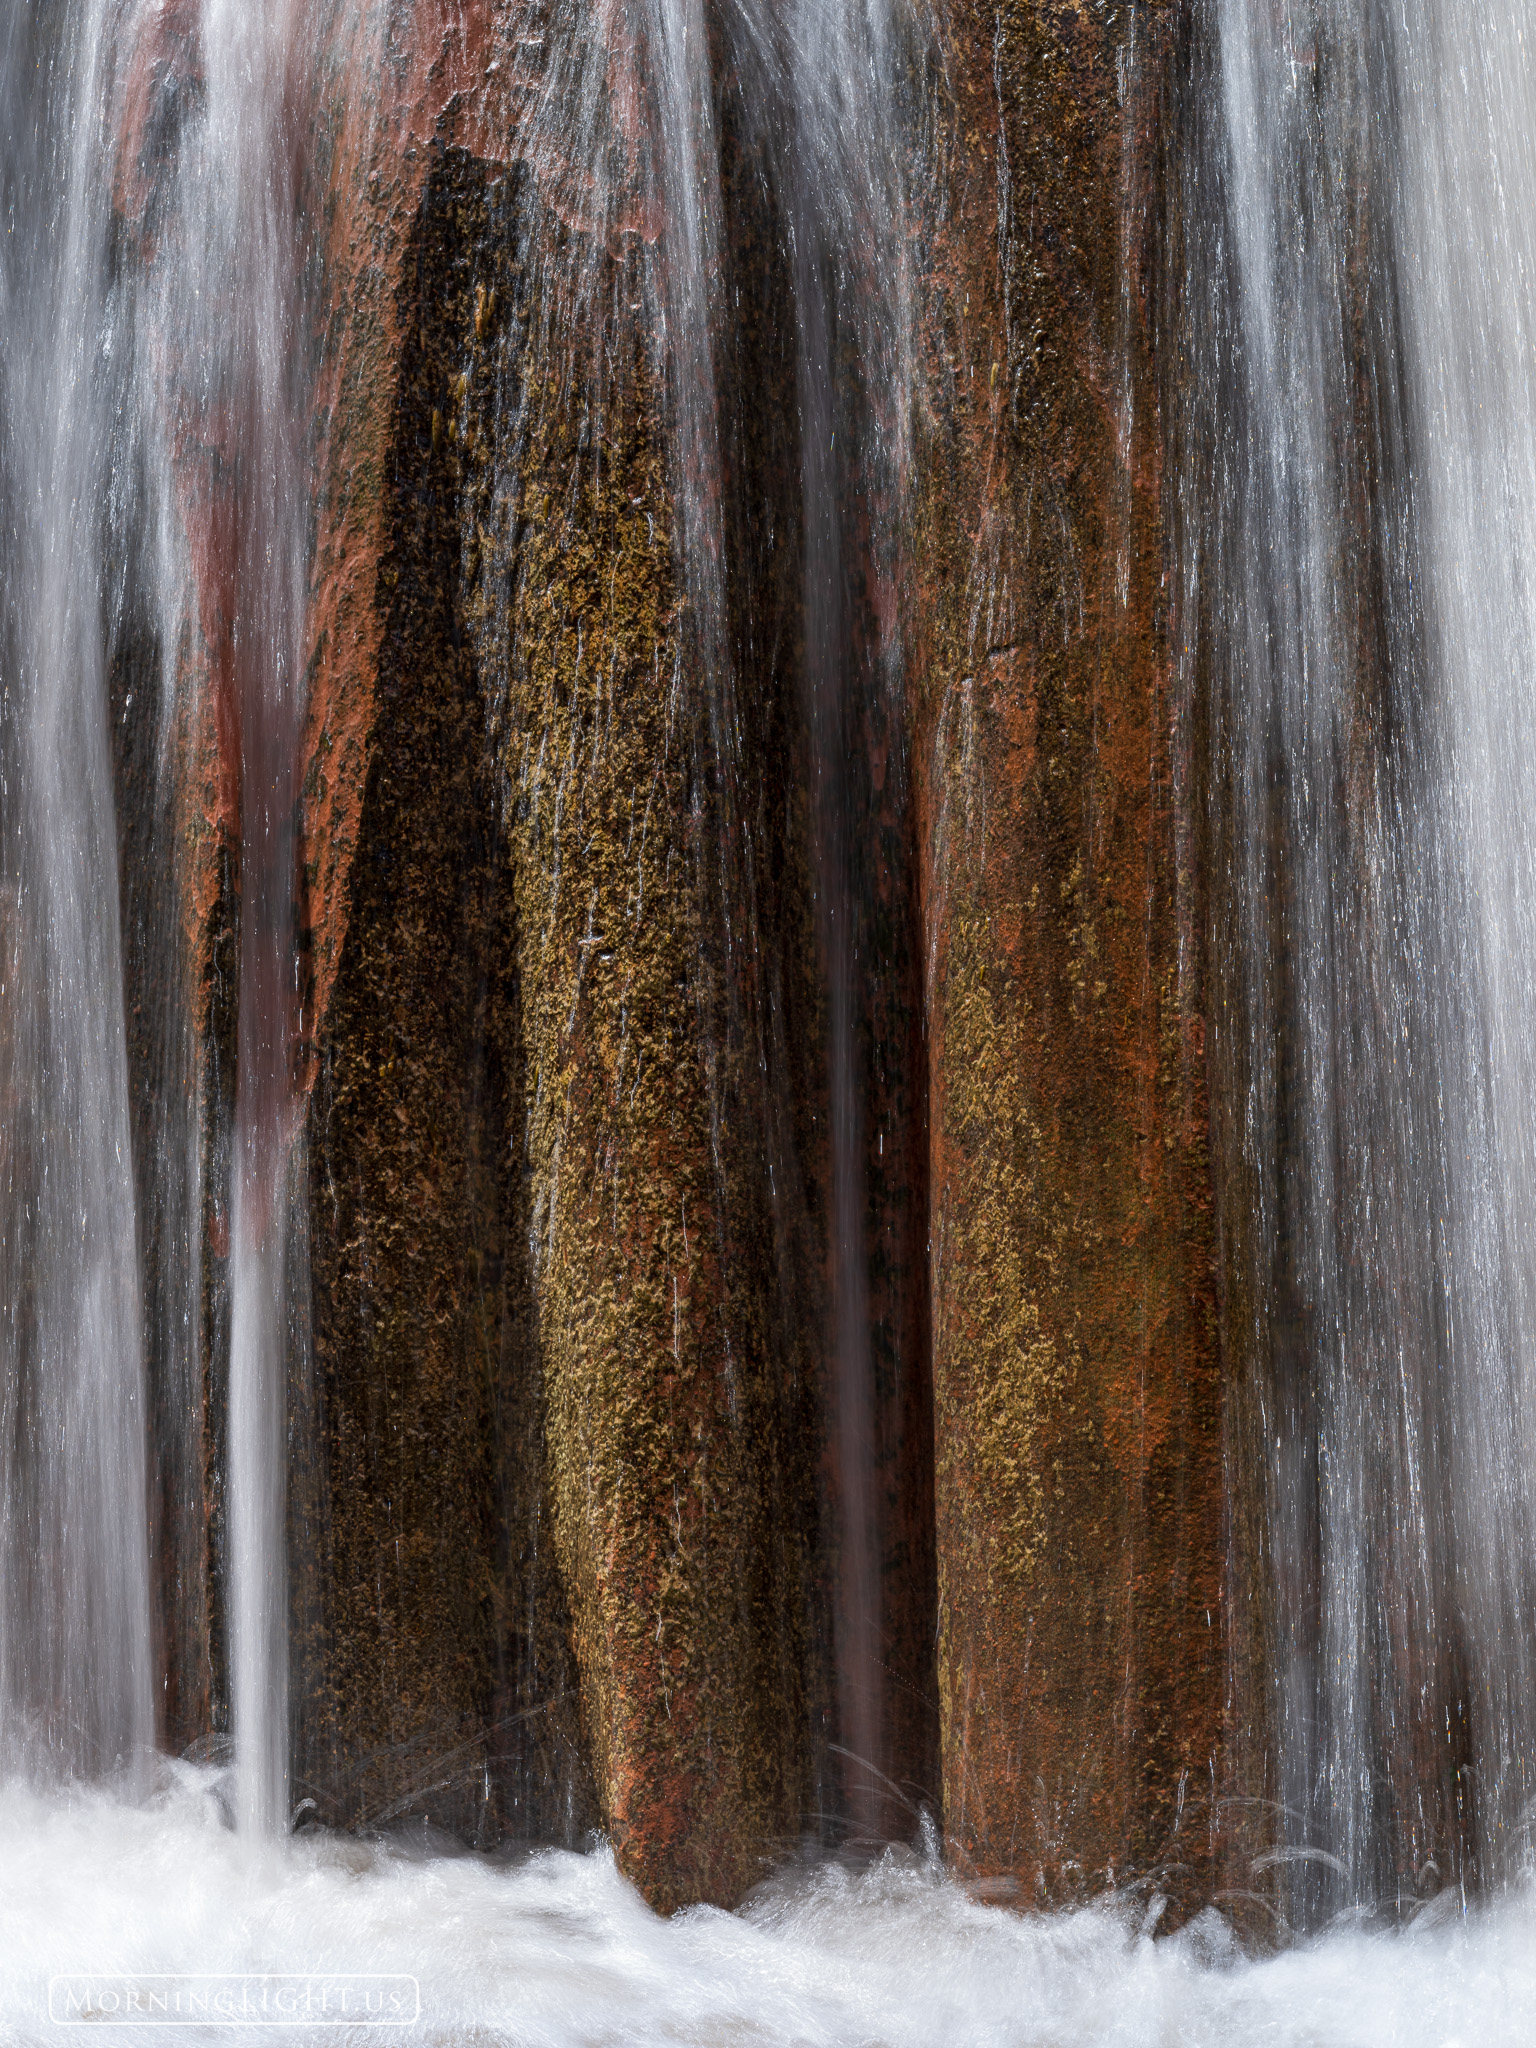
[132,0,314,1839]
[0,0,154,1781]
[187,0,312,1845]
[782,0,912,1836]
[2,0,920,1851]
[1184,0,1536,1917]
[0,0,314,1824]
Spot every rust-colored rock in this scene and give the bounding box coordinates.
[98,0,1243,1921]
[284,4,564,1844]
[910,0,1227,1910]
[291,4,832,1899]
[292,144,594,1844]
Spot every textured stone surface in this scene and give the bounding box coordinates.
[293,144,594,1844]
[479,203,835,1915]
[98,0,1240,1919]
[910,0,1227,1911]
[292,8,834,1901]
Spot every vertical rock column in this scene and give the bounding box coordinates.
[292,1,829,1901]
[290,8,594,1839]
[493,240,827,1912]
[108,0,832,1895]
[912,0,1226,1907]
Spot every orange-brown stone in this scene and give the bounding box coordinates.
[910,0,1228,1912]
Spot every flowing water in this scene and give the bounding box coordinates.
[10,0,1536,2030]
[0,0,920,1882]
[1185,0,1536,1921]
[4,1767,1536,2045]
[0,0,154,1784]
[190,0,313,1845]
[0,0,317,1826]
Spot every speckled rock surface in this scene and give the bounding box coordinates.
[98,0,1240,1919]
[908,0,1227,1912]
[291,7,835,1902]
[292,143,595,1847]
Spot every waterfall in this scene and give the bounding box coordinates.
[1185,0,1536,1917]
[0,0,153,1782]
[0,0,314,1823]
[0,0,917,1846]
[12,0,1536,2020]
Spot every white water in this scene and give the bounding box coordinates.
[1184,0,1536,1913]
[0,0,322,1827]
[0,0,155,1780]
[4,1768,1535,2048]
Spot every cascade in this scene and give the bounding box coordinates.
[0,0,924,1865]
[0,0,153,1783]
[0,0,321,1826]
[5,0,1536,2033]
[1183,0,1536,1919]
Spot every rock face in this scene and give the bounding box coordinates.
[285,0,938,1903]
[103,0,1238,1917]
[291,3,836,1904]
[909,0,1228,1910]
[294,141,596,1847]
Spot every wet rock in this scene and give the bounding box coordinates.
[292,142,595,1848]
[909,0,1228,1912]
[293,8,832,1902]
[99,0,1238,1919]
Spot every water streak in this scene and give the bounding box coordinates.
[0,0,154,1781]
[0,0,317,1822]
[781,0,912,1838]
[1183,0,1536,1915]
[190,0,312,1845]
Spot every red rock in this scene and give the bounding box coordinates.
[910,0,1229,1912]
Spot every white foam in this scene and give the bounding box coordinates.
[0,1767,1532,2045]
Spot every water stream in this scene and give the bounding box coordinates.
[0,0,154,1785]
[7,0,1536,2033]
[195,0,312,1846]
[1183,0,1536,1918]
